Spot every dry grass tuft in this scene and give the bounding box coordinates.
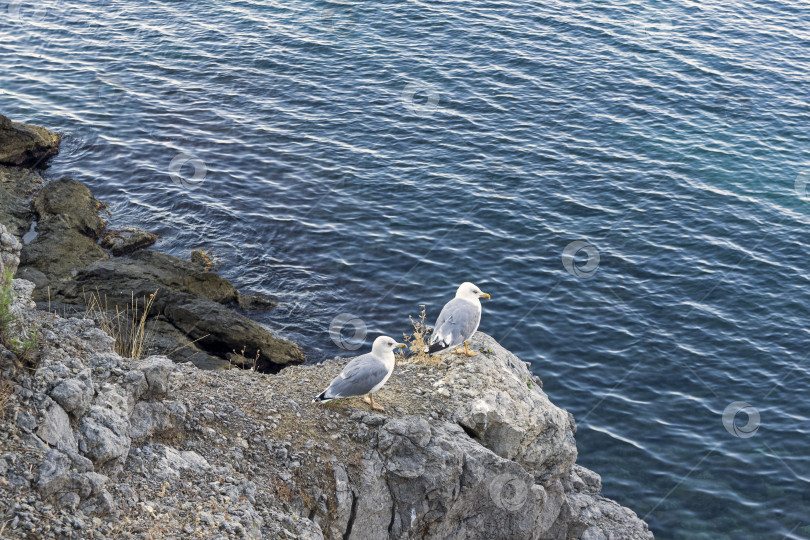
[84,288,158,359]
[0,377,13,416]
[397,305,437,365]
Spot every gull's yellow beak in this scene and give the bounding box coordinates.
[480,293,491,300]
[396,343,407,349]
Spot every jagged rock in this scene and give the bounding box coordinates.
[50,369,94,418]
[78,406,131,474]
[0,113,60,166]
[447,334,577,482]
[37,449,72,498]
[133,356,178,399]
[36,398,77,453]
[129,400,186,439]
[236,291,277,310]
[0,223,22,275]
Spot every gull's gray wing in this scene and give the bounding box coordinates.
[322,353,389,399]
[429,298,481,351]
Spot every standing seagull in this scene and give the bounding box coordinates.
[426,282,491,357]
[314,336,406,411]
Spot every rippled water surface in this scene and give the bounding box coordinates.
[2,0,810,537]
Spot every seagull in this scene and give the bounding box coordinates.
[426,282,490,357]
[313,336,406,411]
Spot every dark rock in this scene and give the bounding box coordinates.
[236,291,277,310]
[48,250,303,370]
[0,113,61,167]
[21,178,108,283]
[0,165,42,237]
[100,228,158,256]
[33,178,105,236]
[189,249,213,270]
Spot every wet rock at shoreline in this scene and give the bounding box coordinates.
[21,178,109,282]
[101,228,158,256]
[0,113,61,167]
[45,249,303,371]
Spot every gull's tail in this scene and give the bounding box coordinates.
[425,342,447,356]
[312,390,331,403]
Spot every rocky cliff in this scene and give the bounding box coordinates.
[0,273,652,539]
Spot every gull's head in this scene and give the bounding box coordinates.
[456,282,490,302]
[372,335,407,356]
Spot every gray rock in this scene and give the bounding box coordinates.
[37,449,72,497]
[0,223,22,275]
[446,333,577,483]
[50,370,94,417]
[133,356,178,399]
[36,398,77,453]
[78,406,131,474]
[129,400,186,440]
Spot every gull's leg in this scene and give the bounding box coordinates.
[464,341,478,357]
[369,393,385,412]
[362,394,373,407]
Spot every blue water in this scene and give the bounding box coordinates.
[2,0,810,537]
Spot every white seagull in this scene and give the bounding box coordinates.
[426,282,490,357]
[313,336,406,411]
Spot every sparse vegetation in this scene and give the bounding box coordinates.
[228,345,261,371]
[84,287,158,359]
[398,304,433,365]
[0,268,42,370]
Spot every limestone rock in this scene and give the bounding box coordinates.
[50,369,94,418]
[133,356,178,399]
[37,449,72,498]
[0,223,22,275]
[78,406,131,474]
[36,398,77,453]
[129,400,186,439]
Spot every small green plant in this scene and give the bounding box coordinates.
[525,377,533,389]
[0,268,15,337]
[0,268,42,370]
